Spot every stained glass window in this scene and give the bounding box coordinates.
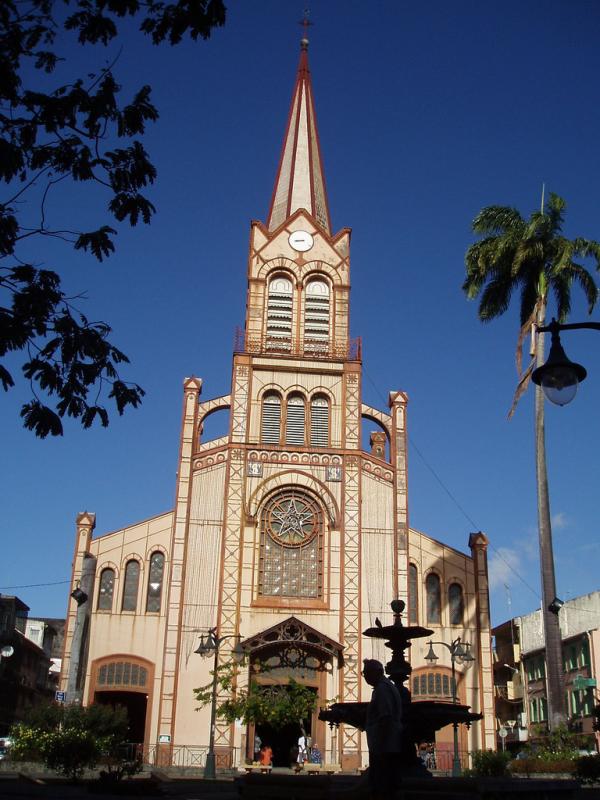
[259,489,323,598]
[408,563,418,623]
[122,560,140,612]
[98,568,115,611]
[426,573,441,624]
[146,552,165,612]
[97,661,147,688]
[448,583,464,625]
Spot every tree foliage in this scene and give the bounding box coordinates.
[9,702,136,781]
[463,192,600,412]
[194,662,318,731]
[1,0,226,436]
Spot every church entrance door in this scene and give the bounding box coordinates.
[253,683,317,767]
[94,690,147,744]
[256,720,305,768]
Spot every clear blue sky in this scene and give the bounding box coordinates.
[2,0,599,628]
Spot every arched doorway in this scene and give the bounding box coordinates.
[90,657,154,745]
[240,617,342,767]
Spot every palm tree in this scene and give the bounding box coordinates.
[463,192,600,730]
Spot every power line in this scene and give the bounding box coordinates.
[361,364,541,602]
[0,579,70,590]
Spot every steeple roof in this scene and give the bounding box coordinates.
[267,36,331,234]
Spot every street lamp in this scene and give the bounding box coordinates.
[529,317,599,730]
[195,628,245,780]
[532,318,600,406]
[425,637,475,777]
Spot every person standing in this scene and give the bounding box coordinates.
[297,733,309,766]
[362,659,403,798]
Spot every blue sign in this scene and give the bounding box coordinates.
[55,691,66,703]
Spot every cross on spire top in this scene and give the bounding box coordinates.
[299,7,312,50]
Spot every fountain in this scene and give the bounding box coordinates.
[319,599,482,776]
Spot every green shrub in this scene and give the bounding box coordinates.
[10,703,133,782]
[470,749,512,777]
[576,755,600,784]
[510,757,576,775]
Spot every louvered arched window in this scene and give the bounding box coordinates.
[261,392,282,444]
[310,395,329,447]
[267,276,293,351]
[98,568,115,611]
[408,563,418,623]
[286,393,306,445]
[146,552,165,613]
[448,582,464,625]
[304,280,330,352]
[122,560,140,612]
[426,573,441,625]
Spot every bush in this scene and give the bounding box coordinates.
[10,703,134,782]
[576,755,600,784]
[470,749,512,777]
[510,757,576,775]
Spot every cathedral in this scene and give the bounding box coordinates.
[60,36,496,770]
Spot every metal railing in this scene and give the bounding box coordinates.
[233,327,361,362]
[125,743,239,769]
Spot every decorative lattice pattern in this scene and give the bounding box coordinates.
[259,490,323,598]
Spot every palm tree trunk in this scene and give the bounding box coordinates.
[535,302,566,729]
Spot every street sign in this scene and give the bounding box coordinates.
[55,691,65,703]
[499,727,508,738]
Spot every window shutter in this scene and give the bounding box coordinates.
[304,281,329,351]
[310,396,329,447]
[286,395,305,445]
[261,394,281,443]
[267,277,293,349]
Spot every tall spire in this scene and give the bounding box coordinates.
[267,30,331,234]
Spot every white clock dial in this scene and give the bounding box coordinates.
[288,230,314,252]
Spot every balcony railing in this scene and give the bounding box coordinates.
[233,327,361,362]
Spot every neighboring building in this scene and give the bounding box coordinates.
[25,617,65,692]
[59,37,496,768]
[493,590,600,750]
[491,617,527,751]
[0,596,54,734]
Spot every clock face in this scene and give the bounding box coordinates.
[266,493,320,547]
[288,230,314,252]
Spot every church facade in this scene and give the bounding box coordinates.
[60,38,496,769]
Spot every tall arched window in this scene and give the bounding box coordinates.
[122,560,140,612]
[408,563,418,623]
[286,393,306,445]
[258,489,323,598]
[304,280,330,353]
[310,395,329,447]
[426,573,441,624]
[98,568,115,611]
[146,552,165,613]
[261,392,282,444]
[448,582,464,625]
[266,276,293,351]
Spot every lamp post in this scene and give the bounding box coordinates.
[425,637,475,777]
[530,318,598,730]
[532,318,599,406]
[195,628,245,780]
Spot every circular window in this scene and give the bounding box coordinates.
[264,490,321,547]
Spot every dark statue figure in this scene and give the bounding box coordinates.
[319,599,482,778]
